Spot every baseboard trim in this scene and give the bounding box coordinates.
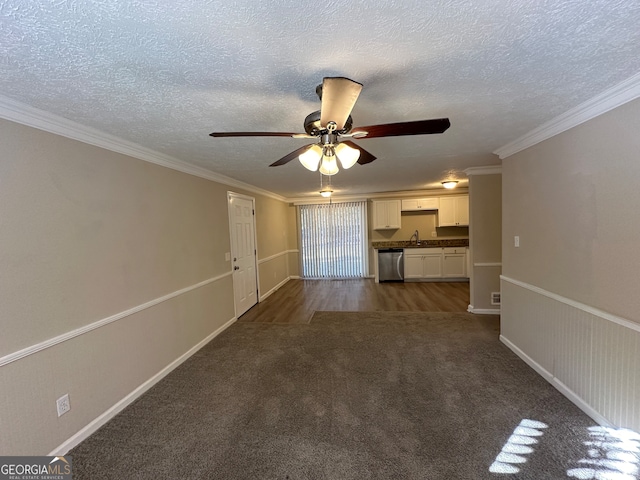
[259,276,291,302]
[551,378,612,428]
[49,315,237,456]
[1,272,233,367]
[500,335,612,428]
[499,335,553,382]
[467,305,500,315]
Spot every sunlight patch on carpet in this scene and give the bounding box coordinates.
[489,419,548,474]
[567,426,640,479]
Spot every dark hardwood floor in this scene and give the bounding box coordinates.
[239,279,470,324]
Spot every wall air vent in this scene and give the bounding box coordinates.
[491,292,501,305]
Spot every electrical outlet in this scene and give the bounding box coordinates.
[491,292,501,305]
[431,231,437,237]
[56,394,70,417]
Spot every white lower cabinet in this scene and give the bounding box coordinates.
[423,253,443,278]
[442,247,466,277]
[404,247,467,280]
[404,249,443,279]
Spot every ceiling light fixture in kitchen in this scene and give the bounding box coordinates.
[442,180,458,189]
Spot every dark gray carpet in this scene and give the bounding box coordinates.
[70,312,637,479]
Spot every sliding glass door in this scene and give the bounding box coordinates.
[299,202,368,278]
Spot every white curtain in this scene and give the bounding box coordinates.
[299,201,368,278]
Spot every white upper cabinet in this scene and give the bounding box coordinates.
[401,197,439,211]
[438,196,469,227]
[372,200,401,230]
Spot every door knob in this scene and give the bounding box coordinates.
[234,266,239,270]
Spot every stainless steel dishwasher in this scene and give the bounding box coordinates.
[378,248,404,282]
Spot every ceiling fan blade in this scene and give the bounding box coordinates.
[340,140,377,165]
[210,131,306,138]
[351,118,451,139]
[320,77,363,131]
[269,144,315,167]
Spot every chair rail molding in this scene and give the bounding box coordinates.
[0,272,233,367]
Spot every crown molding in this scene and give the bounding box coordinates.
[287,187,470,205]
[464,165,502,176]
[494,71,640,159]
[0,95,286,203]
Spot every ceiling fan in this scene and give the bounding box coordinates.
[209,77,450,175]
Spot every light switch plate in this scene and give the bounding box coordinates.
[514,236,520,247]
[225,252,231,261]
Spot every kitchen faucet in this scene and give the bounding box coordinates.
[409,229,420,245]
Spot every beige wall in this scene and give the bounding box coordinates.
[468,173,502,310]
[253,194,293,259]
[287,206,300,278]
[501,97,640,431]
[503,98,640,323]
[0,118,296,454]
[0,120,232,355]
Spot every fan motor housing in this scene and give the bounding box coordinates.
[304,110,353,136]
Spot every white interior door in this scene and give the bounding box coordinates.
[228,193,258,317]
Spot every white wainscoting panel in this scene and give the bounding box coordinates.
[500,276,640,432]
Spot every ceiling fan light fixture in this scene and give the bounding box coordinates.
[319,149,339,176]
[319,188,333,198]
[299,144,323,171]
[335,142,360,169]
[442,180,458,189]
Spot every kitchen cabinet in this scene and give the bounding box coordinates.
[372,200,401,230]
[438,196,469,226]
[401,197,439,211]
[404,247,467,280]
[442,247,467,277]
[404,248,443,279]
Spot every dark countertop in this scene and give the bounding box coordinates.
[372,239,469,249]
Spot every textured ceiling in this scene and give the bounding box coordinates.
[2,0,640,198]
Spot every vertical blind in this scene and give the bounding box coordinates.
[299,201,368,278]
